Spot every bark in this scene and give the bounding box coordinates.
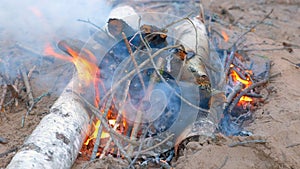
[6,77,91,169]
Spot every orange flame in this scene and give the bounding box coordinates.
[231,70,251,87]
[221,30,229,42]
[44,43,100,87]
[84,119,117,145]
[230,67,253,103]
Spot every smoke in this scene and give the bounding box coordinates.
[0,0,111,88]
[0,0,111,46]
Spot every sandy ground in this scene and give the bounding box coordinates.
[1,0,300,169]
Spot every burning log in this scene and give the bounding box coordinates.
[6,76,92,169]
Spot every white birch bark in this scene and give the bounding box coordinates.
[6,77,91,169]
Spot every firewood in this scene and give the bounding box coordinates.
[6,77,91,169]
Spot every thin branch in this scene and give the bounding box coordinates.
[231,9,274,48]
[228,62,270,112]
[228,139,267,147]
[77,19,104,31]
[217,156,229,169]
[0,84,8,113]
[90,96,113,160]
[20,66,34,107]
[75,92,140,146]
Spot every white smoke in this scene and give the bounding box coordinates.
[0,0,111,48]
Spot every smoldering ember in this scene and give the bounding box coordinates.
[1,1,300,169]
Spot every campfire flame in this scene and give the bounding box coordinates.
[230,65,253,104]
[44,43,98,87]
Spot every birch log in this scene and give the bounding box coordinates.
[6,77,91,169]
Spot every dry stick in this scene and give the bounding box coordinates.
[98,45,180,108]
[90,96,113,161]
[100,80,131,159]
[228,62,270,112]
[134,134,175,155]
[217,156,229,169]
[122,32,146,91]
[0,147,18,158]
[79,93,133,164]
[231,9,274,48]
[281,57,300,69]
[225,83,243,108]
[77,19,103,31]
[75,92,140,146]
[286,143,300,148]
[239,47,297,52]
[139,31,210,114]
[224,46,236,76]
[0,84,8,113]
[228,139,267,147]
[27,65,36,79]
[20,67,34,106]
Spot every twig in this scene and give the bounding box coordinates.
[74,92,140,146]
[27,65,36,79]
[22,92,51,127]
[100,80,131,159]
[225,83,243,108]
[122,32,146,91]
[281,57,300,69]
[228,62,270,112]
[269,72,281,79]
[90,96,113,161]
[77,19,103,31]
[98,45,181,108]
[231,9,274,48]
[238,47,296,52]
[286,143,300,148]
[217,156,228,169]
[129,124,151,168]
[228,139,267,147]
[0,84,8,113]
[224,46,236,76]
[133,134,175,155]
[20,66,34,107]
[83,93,133,163]
[0,147,18,158]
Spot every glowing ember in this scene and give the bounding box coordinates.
[221,30,229,42]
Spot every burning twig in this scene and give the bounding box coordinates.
[228,139,267,147]
[0,84,8,113]
[100,80,131,159]
[225,83,243,108]
[90,96,113,161]
[81,94,133,164]
[224,46,236,76]
[228,62,270,113]
[75,92,139,143]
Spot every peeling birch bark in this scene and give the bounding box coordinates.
[6,77,91,169]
